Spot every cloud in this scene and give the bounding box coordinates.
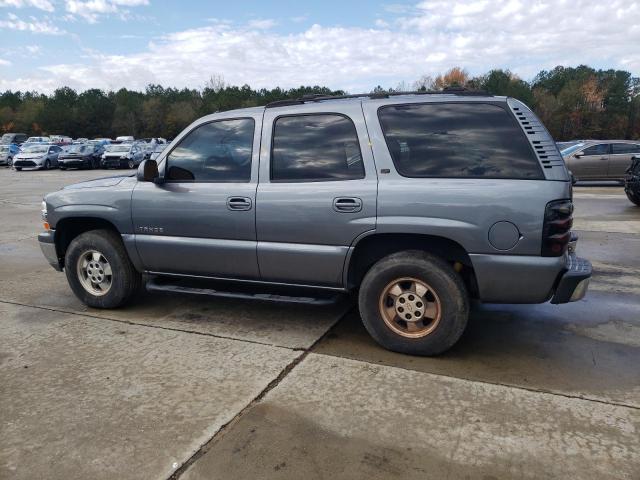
[1,0,639,93]
[246,18,276,30]
[0,0,54,12]
[64,0,148,23]
[0,12,65,34]
[0,58,11,66]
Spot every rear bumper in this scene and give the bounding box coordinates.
[38,231,62,271]
[470,250,591,304]
[550,255,592,304]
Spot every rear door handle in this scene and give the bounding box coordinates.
[227,196,252,211]
[333,197,362,213]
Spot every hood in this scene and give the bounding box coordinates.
[63,175,132,190]
[16,153,45,159]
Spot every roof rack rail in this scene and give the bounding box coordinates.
[264,88,492,108]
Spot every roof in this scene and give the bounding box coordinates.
[264,88,495,109]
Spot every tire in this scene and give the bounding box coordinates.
[65,229,141,308]
[43,159,50,170]
[60,166,66,171]
[15,167,21,171]
[626,190,640,206]
[358,250,469,356]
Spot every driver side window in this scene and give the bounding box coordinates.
[166,118,254,182]
[582,144,609,156]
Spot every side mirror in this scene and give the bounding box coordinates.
[137,159,162,183]
[574,154,582,159]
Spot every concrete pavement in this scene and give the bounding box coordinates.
[1,168,639,479]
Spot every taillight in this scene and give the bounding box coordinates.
[542,199,573,256]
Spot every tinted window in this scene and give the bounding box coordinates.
[612,143,640,154]
[378,103,543,179]
[271,114,364,182]
[166,118,254,182]
[582,144,609,156]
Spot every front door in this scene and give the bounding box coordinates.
[256,103,378,287]
[570,143,610,179]
[132,114,261,279]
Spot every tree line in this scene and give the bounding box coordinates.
[1,65,639,141]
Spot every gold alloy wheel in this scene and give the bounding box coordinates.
[378,277,442,338]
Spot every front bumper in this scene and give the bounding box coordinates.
[550,254,592,304]
[60,158,89,168]
[13,159,40,168]
[102,157,126,168]
[38,231,62,271]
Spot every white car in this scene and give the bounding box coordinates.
[115,136,134,143]
[13,144,62,170]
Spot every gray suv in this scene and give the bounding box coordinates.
[38,91,592,355]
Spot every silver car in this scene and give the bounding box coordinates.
[13,144,62,171]
[562,140,640,181]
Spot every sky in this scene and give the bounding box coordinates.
[0,0,638,94]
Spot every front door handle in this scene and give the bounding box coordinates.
[227,196,252,211]
[333,197,362,213]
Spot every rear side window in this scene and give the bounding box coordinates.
[612,143,640,154]
[378,103,543,179]
[166,118,254,182]
[271,114,365,182]
[582,144,609,156]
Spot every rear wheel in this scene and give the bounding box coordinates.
[358,250,469,356]
[65,229,141,308]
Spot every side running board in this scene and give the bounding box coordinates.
[145,278,344,306]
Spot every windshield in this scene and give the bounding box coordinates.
[23,145,48,154]
[67,145,91,153]
[560,143,586,156]
[105,145,130,153]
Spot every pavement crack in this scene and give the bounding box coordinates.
[167,307,351,479]
[311,351,640,412]
[0,299,290,349]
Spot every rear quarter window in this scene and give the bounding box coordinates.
[378,102,543,179]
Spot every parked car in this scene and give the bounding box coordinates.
[50,135,73,145]
[74,138,89,144]
[38,91,591,356]
[58,144,104,170]
[562,140,640,181]
[624,156,640,206]
[1,133,28,145]
[24,136,51,144]
[13,144,62,170]
[0,144,19,166]
[148,143,167,161]
[101,143,145,169]
[115,136,134,143]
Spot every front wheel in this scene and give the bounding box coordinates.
[128,159,135,169]
[15,167,22,171]
[43,159,51,170]
[626,190,640,206]
[65,229,141,308]
[358,250,469,356]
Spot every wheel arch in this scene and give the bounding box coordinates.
[53,217,142,272]
[345,232,478,297]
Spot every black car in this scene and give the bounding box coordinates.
[58,144,104,170]
[624,156,640,206]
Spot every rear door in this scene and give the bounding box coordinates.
[256,102,377,287]
[132,113,261,279]
[570,143,610,179]
[609,143,640,178]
